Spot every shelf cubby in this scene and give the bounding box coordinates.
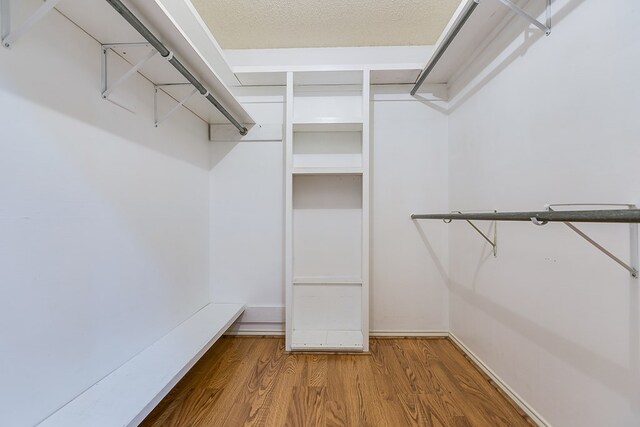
[293,126,362,170]
[291,284,363,351]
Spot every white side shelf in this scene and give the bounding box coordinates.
[39,303,245,427]
[291,330,364,351]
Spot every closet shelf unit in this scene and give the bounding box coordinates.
[285,70,370,352]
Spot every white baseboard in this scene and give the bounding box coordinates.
[225,328,447,337]
[225,329,285,336]
[448,333,551,427]
[370,330,448,337]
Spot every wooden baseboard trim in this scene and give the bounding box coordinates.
[448,333,551,427]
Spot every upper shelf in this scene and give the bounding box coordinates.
[53,0,253,125]
[420,0,534,85]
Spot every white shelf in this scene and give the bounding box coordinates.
[291,330,364,352]
[293,120,363,132]
[54,0,253,125]
[293,167,362,175]
[293,276,362,285]
[39,303,245,427]
[421,0,522,85]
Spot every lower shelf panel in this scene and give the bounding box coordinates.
[291,329,364,352]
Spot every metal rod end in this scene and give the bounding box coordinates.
[239,127,249,136]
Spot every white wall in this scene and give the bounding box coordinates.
[371,98,449,334]
[209,91,450,334]
[209,98,286,332]
[447,1,640,426]
[0,5,210,427]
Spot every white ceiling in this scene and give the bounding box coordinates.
[191,0,462,49]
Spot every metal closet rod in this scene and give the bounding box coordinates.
[411,0,480,96]
[411,209,640,223]
[104,0,248,135]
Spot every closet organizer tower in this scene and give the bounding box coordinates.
[285,70,370,352]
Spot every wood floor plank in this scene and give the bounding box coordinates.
[261,342,305,426]
[326,355,361,426]
[222,338,285,426]
[404,340,470,424]
[436,339,530,426]
[141,337,532,427]
[305,354,328,387]
[285,386,325,426]
[193,338,268,427]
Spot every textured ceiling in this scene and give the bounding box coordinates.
[191,0,462,49]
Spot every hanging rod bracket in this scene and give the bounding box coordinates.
[546,204,639,278]
[496,0,552,36]
[449,211,498,257]
[1,0,62,49]
[104,0,248,136]
[154,84,198,127]
[101,44,157,99]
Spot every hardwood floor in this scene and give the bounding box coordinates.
[141,337,533,426]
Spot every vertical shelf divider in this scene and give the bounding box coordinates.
[285,72,294,352]
[361,69,370,352]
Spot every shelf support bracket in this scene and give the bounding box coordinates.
[154,84,198,127]
[547,204,639,278]
[496,0,552,36]
[101,43,156,99]
[1,0,62,48]
[446,211,498,257]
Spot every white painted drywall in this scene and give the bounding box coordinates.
[371,99,449,334]
[209,99,286,333]
[210,92,450,334]
[0,5,210,427]
[447,0,640,426]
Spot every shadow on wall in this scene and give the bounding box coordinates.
[448,278,640,407]
[209,140,239,170]
[209,103,286,170]
[413,222,449,283]
[414,221,640,410]
[414,0,587,115]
